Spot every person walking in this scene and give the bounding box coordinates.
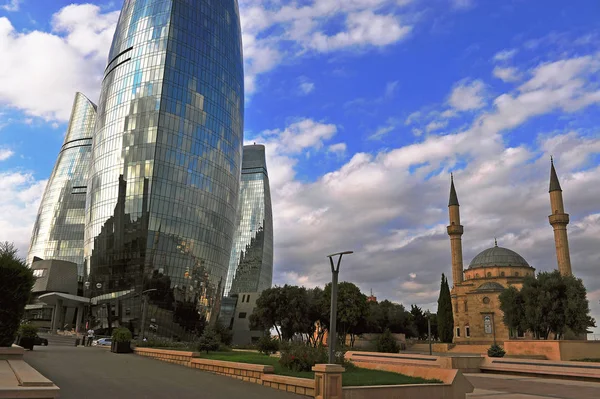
[86,329,95,346]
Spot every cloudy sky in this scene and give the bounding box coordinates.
[0,0,599,334]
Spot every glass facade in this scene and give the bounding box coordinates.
[84,0,244,340]
[27,92,97,278]
[225,145,273,296]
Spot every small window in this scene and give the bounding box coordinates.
[464,301,468,312]
[487,272,492,277]
[241,295,246,302]
[454,302,458,313]
[456,327,461,337]
[514,272,520,277]
[466,326,470,337]
[246,295,250,303]
[483,297,490,304]
[500,271,505,277]
[33,269,46,278]
[238,312,247,319]
[475,273,479,278]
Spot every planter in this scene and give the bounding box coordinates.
[111,341,131,353]
[18,337,35,351]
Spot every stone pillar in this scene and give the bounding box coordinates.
[75,304,84,334]
[50,304,58,333]
[312,364,344,399]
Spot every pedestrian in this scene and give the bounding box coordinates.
[86,328,94,346]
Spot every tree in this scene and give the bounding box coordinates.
[499,286,525,337]
[436,274,454,343]
[410,305,428,340]
[503,271,595,339]
[197,328,220,353]
[249,285,312,342]
[323,282,369,347]
[0,242,35,347]
[376,328,400,353]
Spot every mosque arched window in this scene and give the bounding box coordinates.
[515,272,520,277]
[500,271,505,277]
[487,272,492,277]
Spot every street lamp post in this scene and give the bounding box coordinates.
[427,313,432,356]
[326,251,353,364]
[140,289,158,340]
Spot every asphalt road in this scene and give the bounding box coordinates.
[24,346,303,399]
[466,373,600,399]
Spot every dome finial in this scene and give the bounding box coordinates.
[494,237,498,247]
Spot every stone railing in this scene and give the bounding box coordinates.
[0,345,60,398]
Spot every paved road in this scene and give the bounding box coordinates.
[466,373,600,399]
[24,346,302,399]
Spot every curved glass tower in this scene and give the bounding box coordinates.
[226,144,273,296]
[84,0,244,339]
[27,92,97,278]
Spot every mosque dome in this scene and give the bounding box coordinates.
[468,245,530,269]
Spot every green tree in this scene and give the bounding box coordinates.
[516,271,595,339]
[249,285,312,342]
[197,328,220,353]
[376,328,400,353]
[410,305,428,340]
[436,274,454,343]
[323,282,369,347]
[0,242,35,347]
[499,286,525,337]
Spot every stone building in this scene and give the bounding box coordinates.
[447,160,573,344]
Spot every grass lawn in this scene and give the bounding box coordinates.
[198,351,441,386]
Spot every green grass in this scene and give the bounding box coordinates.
[198,351,441,386]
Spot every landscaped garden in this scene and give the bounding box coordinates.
[198,350,441,386]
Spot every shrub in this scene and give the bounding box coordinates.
[18,324,38,339]
[487,344,506,358]
[214,323,233,346]
[279,343,328,372]
[197,328,220,353]
[112,328,132,343]
[0,243,35,347]
[257,335,279,355]
[136,339,192,350]
[376,329,400,353]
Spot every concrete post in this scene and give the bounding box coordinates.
[312,364,344,399]
[75,305,84,334]
[50,305,58,333]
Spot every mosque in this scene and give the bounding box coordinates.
[447,159,573,344]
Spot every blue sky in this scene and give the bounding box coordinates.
[1,0,599,334]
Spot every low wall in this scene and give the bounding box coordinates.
[134,347,198,366]
[0,348,60,399]
[262,374,315,396]
[343,383,458,399]
[408,343,455,353]
[346,333,406,350]
[504,340,600,361]
[346,351,483,374]
[480,357,600,381]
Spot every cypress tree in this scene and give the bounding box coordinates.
[436,274,454,343]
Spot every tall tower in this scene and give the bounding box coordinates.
[84,0,245,335]
[548,158,572,276]
[447,174,464,286]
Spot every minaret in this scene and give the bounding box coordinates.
[548,158,572,276]
[447,174,464,286]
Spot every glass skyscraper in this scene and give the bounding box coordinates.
[225,144,273,296]
[27,92,97,278]
[83,0,244,339]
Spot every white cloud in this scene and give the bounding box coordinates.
[405,111,421,125]
[310,11,412,52]
[493,48,518,62]
[0,148,14,161]
[1,0,20,12]
[0,5,119,121]
[298,80,315,95]
[426,120,448,133]
[384,80,400,99]
[0,171,46,254]
[448,79,486,111]
[369,124,395,140]
[328,143,347,156]
[493,66,520,82]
